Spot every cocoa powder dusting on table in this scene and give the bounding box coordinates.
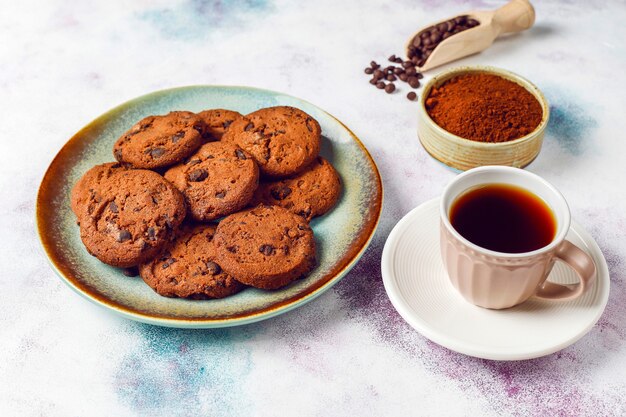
[425,73,543,143]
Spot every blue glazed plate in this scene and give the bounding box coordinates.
[36,86,383,328]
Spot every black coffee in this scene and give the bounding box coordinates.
[450,183,556,253]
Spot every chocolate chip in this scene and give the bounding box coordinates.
[205,261,221,275]
[147,227,156,240]
[139,239,149,251]
[297,208,312,219]
[244,122,254,131]
[271,185,292,200]
[407,92,417,101]
[259,244,275,256]
[186,158,201,166]
[192,124,204,134]
[161,258,176,269]
[171,131,185,143]
[364,67,373,74]
[117,230,131,242]
[147,147,165,158]
[297,224,308,231]
[109,201,118,213]
[385,83,396,94]
[226,246,237,253]
[222,120,233,129]
[188,169,208,182]
[215,191,226,199]
[114,149,123,161]
[235,149,247,160]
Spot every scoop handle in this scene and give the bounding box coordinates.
[492,0,535,35]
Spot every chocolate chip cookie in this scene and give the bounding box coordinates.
[197,109,243,141]
[250,157,341,221]
[70,162,125,223]
[164,141,259,221]
[214,205,316,289]
[113,111,205,169]
[79,169,186,267]
[139,224,244,299]
[221,106,321,178]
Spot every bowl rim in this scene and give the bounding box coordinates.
[418,65,550,148]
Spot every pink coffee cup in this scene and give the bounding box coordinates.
[440,166,596,310]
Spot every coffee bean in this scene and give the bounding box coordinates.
[205,261,221,275]
[406,67,416,76]
[376,81,386,89]
[386,74,397,81]
[271,185,292,200]
[436,22,447,32]
[188,169,208,182]
[394,57,403,63]
[416,72,424,80]
[467,18,480,27]
[388,54,397,62]
[385,83,396,94]
[235,149,247,160]
[408,77,421,88]
[364,67,373,74]
[259,244,275,256]
[412,37,422,48]
[393,67,404,75]
[399,73,408,82]
[402,61,413,68]
[370,61,379,69]
[373,69,384,79]
[369,77,377,85]
[407,92,417,101]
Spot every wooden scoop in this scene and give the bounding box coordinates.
[406,0,535,72]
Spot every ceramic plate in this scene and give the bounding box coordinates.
[37,86,382,328]
[381,198,610,360]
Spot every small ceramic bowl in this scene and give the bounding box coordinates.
[417,65,550,171]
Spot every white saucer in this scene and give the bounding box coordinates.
[381,198,610,361]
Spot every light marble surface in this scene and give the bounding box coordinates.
[2,0,626,415]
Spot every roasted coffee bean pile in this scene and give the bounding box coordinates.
[364,55,424,100]
[407,15,480,66]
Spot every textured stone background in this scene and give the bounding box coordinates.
[2,0,625,415]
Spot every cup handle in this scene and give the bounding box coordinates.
[534,240,597,300]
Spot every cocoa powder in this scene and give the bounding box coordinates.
[425,73,543,142]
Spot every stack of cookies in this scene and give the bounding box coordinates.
[70,106,342,299]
